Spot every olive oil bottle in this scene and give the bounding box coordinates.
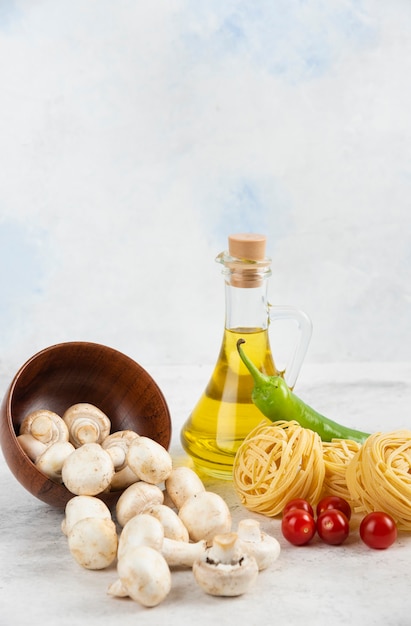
[180,234,312,479]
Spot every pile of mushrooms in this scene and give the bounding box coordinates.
[18,403,281,608]
[61,466,281,607]
[16,402,172,493]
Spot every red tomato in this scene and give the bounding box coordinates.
[283,498,314,518]
[281,509,316,546]
[360,512,397,550]
[317,496,352,521]
[317,509,350,545]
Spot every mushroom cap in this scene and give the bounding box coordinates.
[143,503,189,542]
[115,481,164,527]
[126,436,172,484]
[165,466,205,510]
[178,491,232,543]
[117,513,164,561]
[117,545,171,607]
[61,442,115,496]
[62,495,112,536]
[35,441,75,482]
[68,517,118,570]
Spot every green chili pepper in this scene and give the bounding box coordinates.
[237,339,370,443]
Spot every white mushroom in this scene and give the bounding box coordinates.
[117,513,164,560]
[20,409,69,446]
[193,532,258,597]
[143,503,189,542]
[126,436,172,485]
[165,466,205,510]
[237,518,281,571]
[67,517,118,570]
[178,491,232,544]
[61,495,113,536]
[61,442,115,496]
[115,481,164,528]
[102,430,140,470]
[161,537,206,568]
[62,403,111,448]
[35,441,75,482]
[109,514,165,600]
[117,545,171,607]
[16,433,48,462]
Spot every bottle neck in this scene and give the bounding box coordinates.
[216,250,271,331]
[224,280,270,331]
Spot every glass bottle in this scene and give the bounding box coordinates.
[180,233,312,480]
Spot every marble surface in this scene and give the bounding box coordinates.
[1,361,411,626]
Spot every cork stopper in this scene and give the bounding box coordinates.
[228,233,266,261]
[217,233,270,288]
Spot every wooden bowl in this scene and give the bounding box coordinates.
[0,342,172,509]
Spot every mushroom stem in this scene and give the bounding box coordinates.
[62,403,111,448]
[107,579,129,598]
[237,518,281,571]
[161,537,206,568]
[207,532,239,564]
[109,464,140,491]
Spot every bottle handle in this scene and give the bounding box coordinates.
[268,304,313,390]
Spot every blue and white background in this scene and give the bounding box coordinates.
[1,0,410,373]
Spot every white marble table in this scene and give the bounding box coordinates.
[1,361,411,626]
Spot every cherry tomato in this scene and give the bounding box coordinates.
[317,496,352,521]
[283,498,314,518]
[360,512,397,550]
[281,509,316,546]
[317,509,350,545]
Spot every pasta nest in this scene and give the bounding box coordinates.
[233,420,324,517]
[346,429,411,531]
[322,438,362,502]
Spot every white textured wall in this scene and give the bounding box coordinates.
[1,0,410,372]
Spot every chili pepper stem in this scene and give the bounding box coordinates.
[237,339,271,387]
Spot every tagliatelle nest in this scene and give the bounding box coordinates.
[321,438,362,502]
[346,429,411,531]
[233,420,325,517]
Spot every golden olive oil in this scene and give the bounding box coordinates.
[180,327,278,479]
